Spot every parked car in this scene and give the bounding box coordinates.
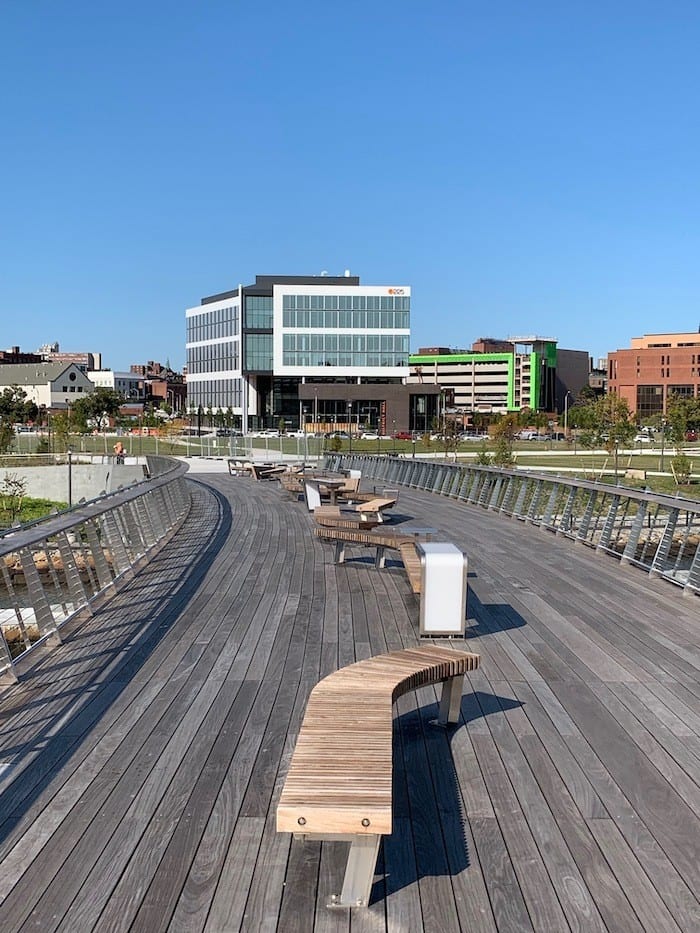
[360,431,380,440]
[391,431,413,440]
[686,430,698,442]
[633,434,652,444]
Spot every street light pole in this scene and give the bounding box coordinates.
[563,391,573,436]
[660,418,666,471]
[67,447,73,506]
[347,401,353,457]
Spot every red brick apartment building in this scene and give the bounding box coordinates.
[608,331,700,417]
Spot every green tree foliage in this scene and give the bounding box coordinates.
[0,473,28,523]
[0,422,13,455]
[665,394,700,448]
[50,412,72,452]
[518,407,547,430]
[71,388,124,432]
[0,387,38,452]
[671,453,692,485]
[475,442,492,465]
[571,395,636,478]
[491,414,518,467]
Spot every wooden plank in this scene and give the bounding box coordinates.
[588,818,684,933]
[1,470,700,933]
[550,681,700,892]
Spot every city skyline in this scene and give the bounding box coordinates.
[3,2,700,370]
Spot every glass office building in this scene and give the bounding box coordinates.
[185,274,413,431]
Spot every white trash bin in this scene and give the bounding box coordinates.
[417,542,467,637]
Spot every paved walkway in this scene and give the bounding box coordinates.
[0,470,698,931]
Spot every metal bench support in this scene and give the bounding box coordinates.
[438,674,464,725]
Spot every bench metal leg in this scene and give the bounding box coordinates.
[328,834,381,909]
[438,674,464,725]
[334,540,346,564]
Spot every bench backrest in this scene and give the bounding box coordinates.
[276,646,479,837]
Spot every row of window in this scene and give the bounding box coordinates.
[245,296,274,329]
[282,309,409,330]
[187,306,240,342]
[282,353,408,367]
[245,334,273,371]
[187,342,240,374]
[61,385,85,393]
[282,294,410,312]
[187,378,243,410]
[638,351,700,363]
[283,334,409,353]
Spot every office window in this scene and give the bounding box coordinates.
[245,296,273,328]
[636,385,663,418]
[244,334,273,371]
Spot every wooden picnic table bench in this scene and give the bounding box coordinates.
[314,522,425,568]
[227,457,253,476]
[276,645,480,909]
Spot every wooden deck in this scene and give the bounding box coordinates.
[0,469,699,932]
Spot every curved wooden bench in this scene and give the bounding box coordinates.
[398,541,422,593]
[314,524,421,567]
[276,645,480,908]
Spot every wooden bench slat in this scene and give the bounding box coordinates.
[277,646,479,838]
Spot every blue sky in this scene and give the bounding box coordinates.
[2,1,700,371]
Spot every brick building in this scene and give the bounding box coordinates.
[608,331,700,417]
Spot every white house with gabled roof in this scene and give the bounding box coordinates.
[0,362,94,410]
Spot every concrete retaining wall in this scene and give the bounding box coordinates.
[0,459,146,504]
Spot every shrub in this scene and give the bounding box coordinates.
[671,453,692,485]
[475,442,492,465]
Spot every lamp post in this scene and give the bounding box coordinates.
[67,447,73,506]
[563,391,574,436]
[660,418,666,471]
[347,401,353,456]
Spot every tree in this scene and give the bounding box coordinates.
[0,474,28,524]
[0,385,38,425]
[441,420,459,455]
[71,388,124,431]
[671,453,692,486]
[666,394,700,448]
[573,395,636,479]
[578,385,598,402]
[51,412,72,452]
[491,414,518,467]
[0,421,13,455]
[0,386,38,451]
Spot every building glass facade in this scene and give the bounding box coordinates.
[185,275,412,428]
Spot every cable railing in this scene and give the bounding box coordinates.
[325,454,700,598]
[0,456,191,683]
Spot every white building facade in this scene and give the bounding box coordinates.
[0,362,95,410]
[87,370,145,399]
[185,274,412,431]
